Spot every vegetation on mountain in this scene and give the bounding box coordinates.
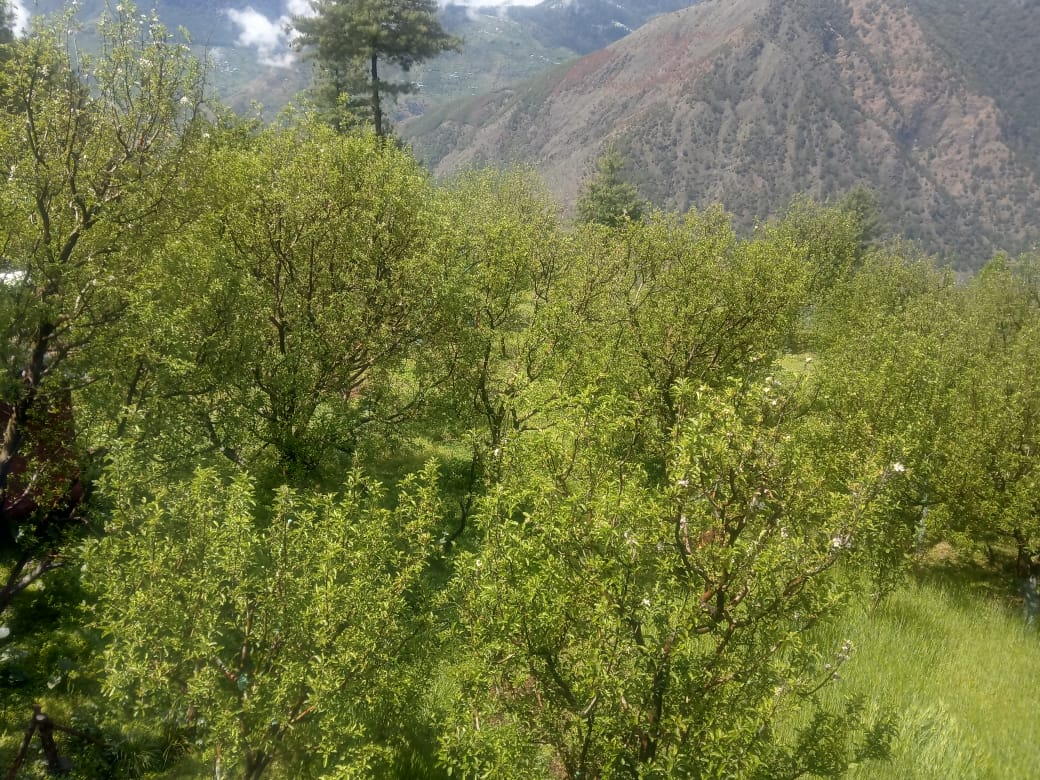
[504,0,697,55]
[2,3,1040,779]
[576,145,646,227]
[404,0,1040,268]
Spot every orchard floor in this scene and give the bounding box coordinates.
[813,546,1040,779]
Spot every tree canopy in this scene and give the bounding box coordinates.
[0,1,13,47]
[294,0,459,135]
[576,144,646,227]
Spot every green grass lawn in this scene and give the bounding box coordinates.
[813,551,1040,778]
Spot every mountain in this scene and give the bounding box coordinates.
[403,0,1040,265]
[500,0,697,54]
[19,1,697,116]
[403,2,697,112]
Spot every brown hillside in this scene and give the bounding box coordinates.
[403,0,1040,266]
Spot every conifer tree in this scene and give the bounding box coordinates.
[295,0,458,136]
[0,0,13,46]
[576,144,646,227]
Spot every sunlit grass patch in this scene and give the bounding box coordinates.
[814,569,1040,778]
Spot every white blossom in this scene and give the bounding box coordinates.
[830,533,852,551]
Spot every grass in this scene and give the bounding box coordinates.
[812,551,1040,778]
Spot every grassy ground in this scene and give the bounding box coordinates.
[813,548,1040,778]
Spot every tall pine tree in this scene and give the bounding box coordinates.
[295,0,458,135]
[576,144,646,228]
[0,1,14,46]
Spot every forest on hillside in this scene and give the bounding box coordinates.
[2,5,1040,779]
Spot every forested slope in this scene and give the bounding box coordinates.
[404,0,1040,266]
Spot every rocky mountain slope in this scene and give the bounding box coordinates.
[501,0,697,54]
[404,0,1040,265]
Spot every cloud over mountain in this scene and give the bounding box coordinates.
[225,0,312,67]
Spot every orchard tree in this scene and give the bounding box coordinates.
[800,250,960,592]
[934,255,1040,580]
[87,116,455,481]
[765,195,865,306]
[204,119,452,473]
[430,169,585,538]
[594,208,813,475]
[441,380,895,777]
[0,3,203,614]
[295,0,459,135]
[86,457,443,779]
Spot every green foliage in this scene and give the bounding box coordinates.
[433,168,573,457]
[0,0,203,614]
[837,186,883,255]
[802,251,960,593]
[4,10,1039,776]
[295,0,460,135]
[196,118,448,473]
[79,113,453,484]
[591,207,813,473]
[0,1,12,47]
[766,195,866,304]
[576,145,645,228]
[85,457,442,778]
[440,379,898,777]
[933,255,1040,570]
[805,248,1040,587]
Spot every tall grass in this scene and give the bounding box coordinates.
[813,569,1040,778]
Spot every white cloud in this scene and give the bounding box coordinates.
[10,0,30,36]
[225,3,308,68]
[285,0,313,16]
[226,7,286,53]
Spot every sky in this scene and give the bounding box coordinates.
[225,0,312,67]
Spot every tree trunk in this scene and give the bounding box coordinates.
[0,553,59,617]
[0,322,54,502]
[243,751,272,780]
[370,53,382,137]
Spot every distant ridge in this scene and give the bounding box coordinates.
[404,0,1040,266]
[21,1,699,118]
